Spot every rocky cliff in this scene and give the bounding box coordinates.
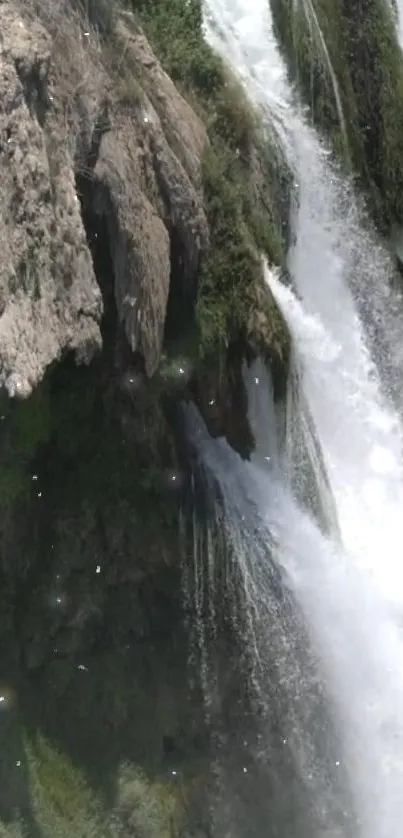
[0,0,290,398]
[0,0,291,834]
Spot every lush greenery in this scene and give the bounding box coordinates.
[126,0,291,357]
[270,0,403,231]
[0,734,184,837]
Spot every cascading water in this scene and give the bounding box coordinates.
[181,1,403,835]
[396,0,403,46]
[300,0,348,152]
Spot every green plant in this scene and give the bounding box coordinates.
[270,0,403,230]
[25,735,108,838]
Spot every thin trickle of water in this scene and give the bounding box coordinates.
[244,355,338,535]
[300,0,349,153]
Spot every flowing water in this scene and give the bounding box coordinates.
[183,1,403,835]
[396,0,403,47]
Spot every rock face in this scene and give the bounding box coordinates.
[0,0,208,392]
[0,5,103,397]
[86,13,209,374]
[0,4,294,835]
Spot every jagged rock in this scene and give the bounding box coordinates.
[0,1,209,391]
[90,12,208,374]
[0,5,103,397]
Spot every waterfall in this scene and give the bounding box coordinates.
[244,355,339,536]
[181,0,403,835]
[396,0,403,46]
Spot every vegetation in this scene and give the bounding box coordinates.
[0,735,184,837]
[0,4,293,837]
[128,0,291,356]
[270,0,403,231]
[71,0,290,360]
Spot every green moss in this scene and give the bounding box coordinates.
[0,737,183,838]
[270,0,354,167]
[25,735,107,838]
[270,0,403,230]
[127,0,291,358]
[0,384,51,508]
[127,0,223,94]
[113,763,182,837]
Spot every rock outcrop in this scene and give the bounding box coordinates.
[0,0,209,392]
[0,2,294,835]
[0,5,102,396]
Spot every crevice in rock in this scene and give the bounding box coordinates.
[75,102,111,181]
[14,58,51,128]
[164,225,197,349]
[74,110,119,356]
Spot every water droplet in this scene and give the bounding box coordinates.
[121,369,144,394]
[161,469,184,491]
[0,686,15,710]
[49,591,67,610]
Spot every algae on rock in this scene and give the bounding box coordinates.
[270,0,403,232]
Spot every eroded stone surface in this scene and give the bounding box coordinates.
[0,6,103,396]
[0,2,209,392]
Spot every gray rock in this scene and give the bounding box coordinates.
[0,5,103,396]
[0,1,209,391]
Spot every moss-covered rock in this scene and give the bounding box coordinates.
[0,3,296,832]
[0,735,186,838]
[270,0,403,231]
[123,0,292,366]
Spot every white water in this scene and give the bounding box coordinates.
[300,0,348,150]
[396,0,403,47]
[197,1,403,835]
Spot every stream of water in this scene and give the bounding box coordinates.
[186,1,403,835]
